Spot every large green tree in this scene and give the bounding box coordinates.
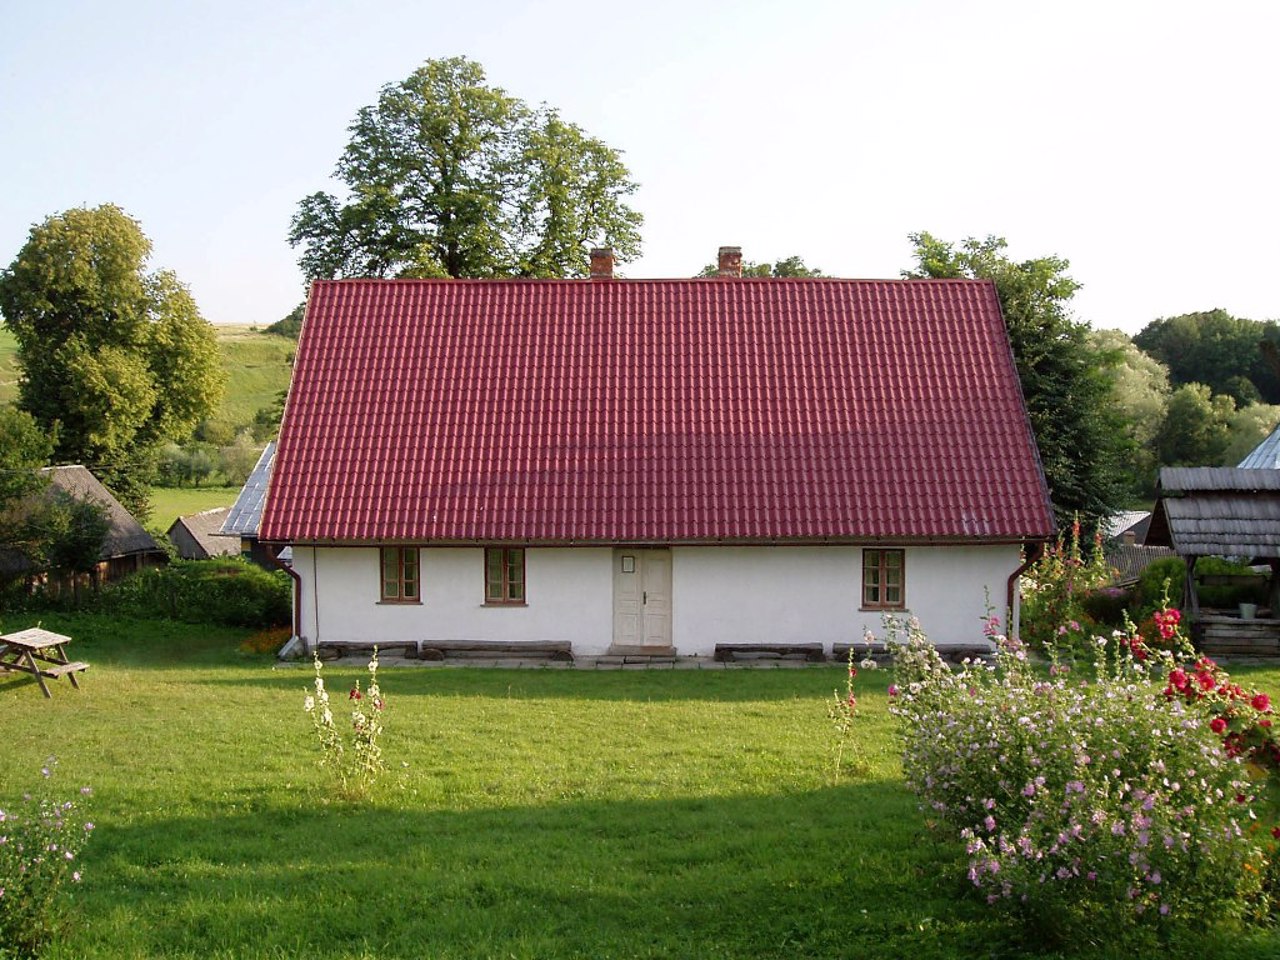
[1154,383,1236,467]
[290,56,643,281]
[904,234,1130,534]
[1134,309,1280,405]
[1089,328,1171,495]
[0,205,224,516]
[694,255,826,278]
[0,407,52,510]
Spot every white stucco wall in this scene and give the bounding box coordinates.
[293,546,616,655]
[293,542,1022,656]
[671,544,1020,653]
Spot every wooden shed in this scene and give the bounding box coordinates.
[1146,467,1280,656]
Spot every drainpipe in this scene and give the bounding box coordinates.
[265,542,303,649]
[1006,540,1045,637]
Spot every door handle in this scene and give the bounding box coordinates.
[643,591,647,604]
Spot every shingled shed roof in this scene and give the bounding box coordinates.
[167,507,238,560]
[45,466,163,559]
[1146,467,1280,558]
[260,277,1055,545]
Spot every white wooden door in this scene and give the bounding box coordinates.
[612,549,672,649]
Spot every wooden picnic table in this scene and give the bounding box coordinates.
[0,628,88,698]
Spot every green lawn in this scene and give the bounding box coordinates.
[148,485,242,530]
[0,613,1278,959]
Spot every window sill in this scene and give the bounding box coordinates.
[483,601,527,607]
[377,599,422,605]
[859,606,907,613]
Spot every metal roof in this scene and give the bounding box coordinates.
[220,442,275,537]
[1103,510,1151,541]
[1238,425,1280,469]
[261,278,1055,544]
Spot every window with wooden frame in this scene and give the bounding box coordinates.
[862,549,905,609]
[379,546,420,603]
[485,547,525,604]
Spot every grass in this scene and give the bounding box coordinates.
[148,485,242,530]
[0,612,1278,959]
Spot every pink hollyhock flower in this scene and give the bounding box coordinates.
[1169,669,1188,691]
[888,684,899,697]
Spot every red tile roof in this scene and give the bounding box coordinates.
[260,278,1054,544]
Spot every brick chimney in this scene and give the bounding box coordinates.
[717,246,743,278]
[589,247,614,280]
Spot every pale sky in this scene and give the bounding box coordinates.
[2,0,1277,334]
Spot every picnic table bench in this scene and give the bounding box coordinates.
[0,628,88,698]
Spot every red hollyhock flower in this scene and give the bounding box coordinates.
[1252,693,1271,712]
[349,688,362,700]
[1210,716,1228,734]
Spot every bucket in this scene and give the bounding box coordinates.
[1239,603,1258,620]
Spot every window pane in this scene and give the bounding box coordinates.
[886,586,900,604]
[509,581,524,601]
[886,552,902,569]
[864,569,878,587]
[865,585,879,603]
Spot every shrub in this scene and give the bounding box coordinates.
[887,615,1270,947]
[97,557,291,627]
[0,759,94,958]
[1079,585,1130,627]
[1132,556,1186,613]
[1020,519,1114,651]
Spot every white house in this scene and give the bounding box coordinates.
[260,248,1055,658]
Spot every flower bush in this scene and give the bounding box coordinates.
[1019,519,1114,652]
[0,759,94,958]
[887,614,1270,945]
[303,649,386,800]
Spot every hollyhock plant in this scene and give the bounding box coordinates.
[885,614,1268,946]
[828,647,870,781]
[305,648,386,799]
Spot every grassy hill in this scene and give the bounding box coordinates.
[0,323,18,405]
[0,323,294,432]
[207,325,294,432]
